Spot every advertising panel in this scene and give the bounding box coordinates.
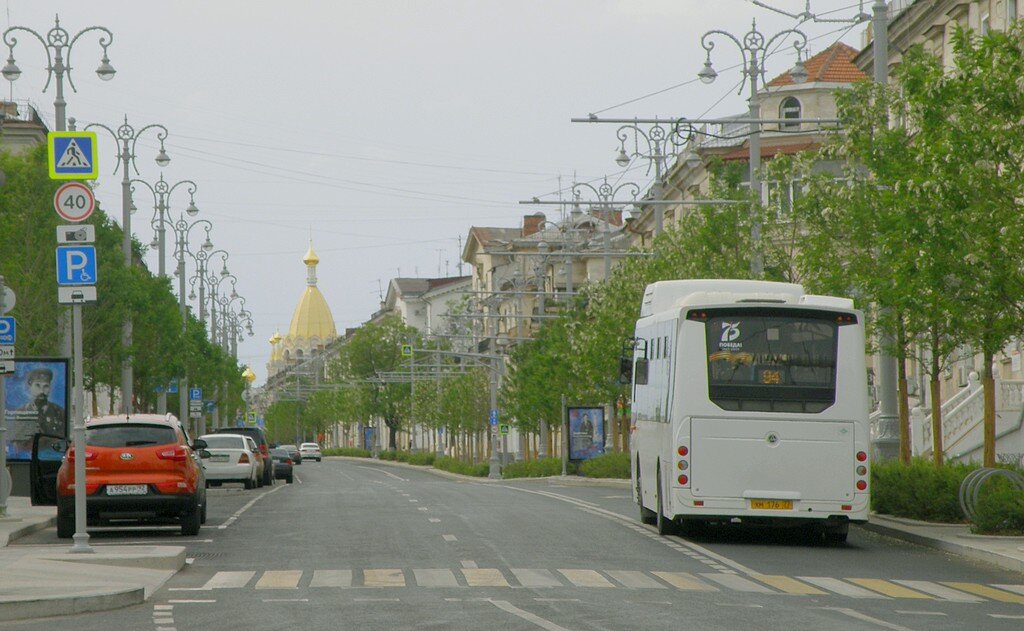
[567,406,605,461]
[3,358,70,461]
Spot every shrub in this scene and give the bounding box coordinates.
[378,450,399,461]
[404,452,436,466]
[579,452,630,479]
[322,447,371,458]
[971,481,1024,535]
[502,458,572,479]
[870,458,977,522]
[433,456,488,477]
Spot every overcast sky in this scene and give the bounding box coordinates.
[3,1,866,384]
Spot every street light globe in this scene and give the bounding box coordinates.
[149,236,159,249]
[155,147,171,167]
[698,60,718,85]
[95,55,116,81]
[2,56,21,81]
[186,201,199,216]
[615,148,631,168]
[202,237,214,253]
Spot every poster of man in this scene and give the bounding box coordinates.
[567,406,605,461]
[4,359,69,461]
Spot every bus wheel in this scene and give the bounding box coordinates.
[679,519,707,539]
[638,470,656,525]
[656,470,676,536]
[823,522,849,545]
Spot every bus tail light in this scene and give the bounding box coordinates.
[842,504,852,511]
[856,451,867,462]
[678,474,688,485]
[856,480,867,491]
[694,500,704,507]
[677,446,688,456]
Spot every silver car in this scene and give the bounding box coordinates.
[299,442,322,462]
[199,433,259,489]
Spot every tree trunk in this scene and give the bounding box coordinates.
[930,332,943,466]
[897,322,911,464]
[983,350,996,467]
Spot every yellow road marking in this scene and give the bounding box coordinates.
[941,583,1024,603]
[848,579,931,599]
[559,570,615,588]
[462,568,509,587]
[255,570,302,589]
[651,571,718,591]
[750,574,826,595]
[364,569,405,587]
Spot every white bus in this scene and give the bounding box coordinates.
[628,280,870,543]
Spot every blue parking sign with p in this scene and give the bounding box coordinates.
[55,245,97,285]
[0,317,14,345]
[189,388,202,401]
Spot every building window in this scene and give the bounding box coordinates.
[780,97,801,130]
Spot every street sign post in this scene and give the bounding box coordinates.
[53,182,96,222]
[56,225,96,245]
[57,287,97,304]
[47,132,99,180]
[189,388,203,401]
[55,246,98,285]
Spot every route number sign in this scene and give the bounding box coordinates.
[53,182,96,222]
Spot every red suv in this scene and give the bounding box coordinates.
[56,414,209,537]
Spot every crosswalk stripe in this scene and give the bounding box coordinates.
[255,571,302,589]
[941,582,1024,604]
[798,577,888,599]
[651,572,718,591]
[310,570,352,588]
[700,573,775,593]
[202,571,255,590]
[414,569,460,588]
[892,581,982,602]
[364,569,405,587]
[559,570,615,588]
[848,579,931,599]
[750,574,826,595]
[462,568,509,587]
[993,584,1024,596]
[511,569,563,588]
[605,570,666,589]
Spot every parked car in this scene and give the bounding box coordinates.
[299,442,322,462]
[199,433,258,489]
[55,414,209,538]
[279,444,302,465]
[244,436,265,483]
[212,426,274,486]
[270,448,295,483]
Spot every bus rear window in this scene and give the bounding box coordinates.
[704,310,838,413]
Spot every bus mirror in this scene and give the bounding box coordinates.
[619,357,633,384]
[635,358,649,385]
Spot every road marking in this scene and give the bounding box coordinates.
[356,466,407,482]
[442,534,457,542]
[798,577,889,599]
[942,582,1024,603]
[511,569,563,588]
[261,598,308,602]
[461,560,478,569]
[167,600,215,604]
[154,605,173,611]
[534,598,580,602]
[700,572,775,593]
[428,518,441,523]
[750,574,826,595]
[892,580,983,602]
[817,607,914,631]
[414,569,460,588]
[559,569,615,588]
[364,569,405,587]
[355,598,400,602]
[895,611,946,616]
[417,507,429,511]
[463,568,509,587]
[992,584,1024,596]
[651,572,718,591]
[217,485,284,529]
[848,579,932,599]
[490,600,573,631]
[310,570,352,588]
[154,619,174,625]
[409,499,419,503]
[715,603,763,608]
[989,614,1024,619]
[605,570,667,589]
[200,571,255,589]
[90,539,214,545]
[255,570,302,589]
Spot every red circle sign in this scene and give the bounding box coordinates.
[53,182,96,222]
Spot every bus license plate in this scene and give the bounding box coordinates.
[750,499,792,510]
[106,484,148,496]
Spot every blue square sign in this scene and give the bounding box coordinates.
[48,132,99,180]
[55,245,98,285]
[0,317,14,345]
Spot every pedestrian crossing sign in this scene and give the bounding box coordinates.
[48,132,99,180]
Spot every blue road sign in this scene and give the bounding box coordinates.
[189,388,203,401]
[48,132,99,180]
[204,400,215,412]
[167,382,179,394]
[55,246,98,286]
[0,317,15,345]
[489,409,499,427]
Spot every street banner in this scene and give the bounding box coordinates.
[567,406,605,462]
[3,358,70,461]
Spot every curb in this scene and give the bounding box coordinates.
[862,520,1024,575]
[0,587,144,623]
[0,515,56,548]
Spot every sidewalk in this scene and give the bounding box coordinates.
[0,496,186,623]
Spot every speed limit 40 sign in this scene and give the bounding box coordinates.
[53,181,96,222]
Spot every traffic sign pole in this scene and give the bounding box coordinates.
[0,276,9,517]
[70,297,92,553]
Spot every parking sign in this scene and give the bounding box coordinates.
[55,246,98,285]
[0,317,14,345]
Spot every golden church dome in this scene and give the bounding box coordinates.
[287,286,337,341]
[303,242,320,266]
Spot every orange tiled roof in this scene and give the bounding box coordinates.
[719,140,820,161]
[767,42,866,87]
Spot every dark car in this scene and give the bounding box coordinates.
[269,448,294,484]
[212,426,274,487]
[278,443,302,465]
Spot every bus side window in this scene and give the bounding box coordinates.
[635,358,649,385]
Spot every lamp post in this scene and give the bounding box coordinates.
[173,216,213,434]
[2,15,115,132]
[85,116,170,414]
[699,19,807,276]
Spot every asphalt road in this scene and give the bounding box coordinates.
[9,458,1024,630]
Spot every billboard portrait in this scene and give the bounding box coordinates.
[567,406,605,461]
[4,358,70,461]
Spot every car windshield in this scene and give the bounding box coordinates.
[301,444,319,449]
[280,444,297,451]
[270,449,288,457]
[87,424,176,448]
[200,435,246,450]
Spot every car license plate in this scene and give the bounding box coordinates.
[212,454,229,462]
[750,499,793,510]
[106,484,148,496]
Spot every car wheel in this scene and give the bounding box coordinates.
[263,467,273,486]
[201,494,208,524]
[286,475,293,484]
[56,503,74,539]
[244,476,254,490]
[181,497,201,536]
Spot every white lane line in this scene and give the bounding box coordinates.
[217,485,284,529]
[993,584,1024,596]
[990,614,1024,619]
[442,534,457,542]
[90,539,213,545]
[511,569,563,588]
[167,600,216,604]
[409,499,419,503]
[153,605,174,611]
[261,598,309,603]
[355,598,401,602]
[154,619,174,624]
[356,466,407,482]
[895,611,946,616]
[295,475,303,484]
[414,569,460,588]
[428,518,441,523]
[605,570,666,589]
[892,581,982,602]
[700,573,774,593]
[461,560,478,569]
[533,598,580,602]
[417,507,429,512]
[200,570,256,590]
[310,570,352,588]
[491,600,573,631]
[799,577,889,599]
[817,607,913,631]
